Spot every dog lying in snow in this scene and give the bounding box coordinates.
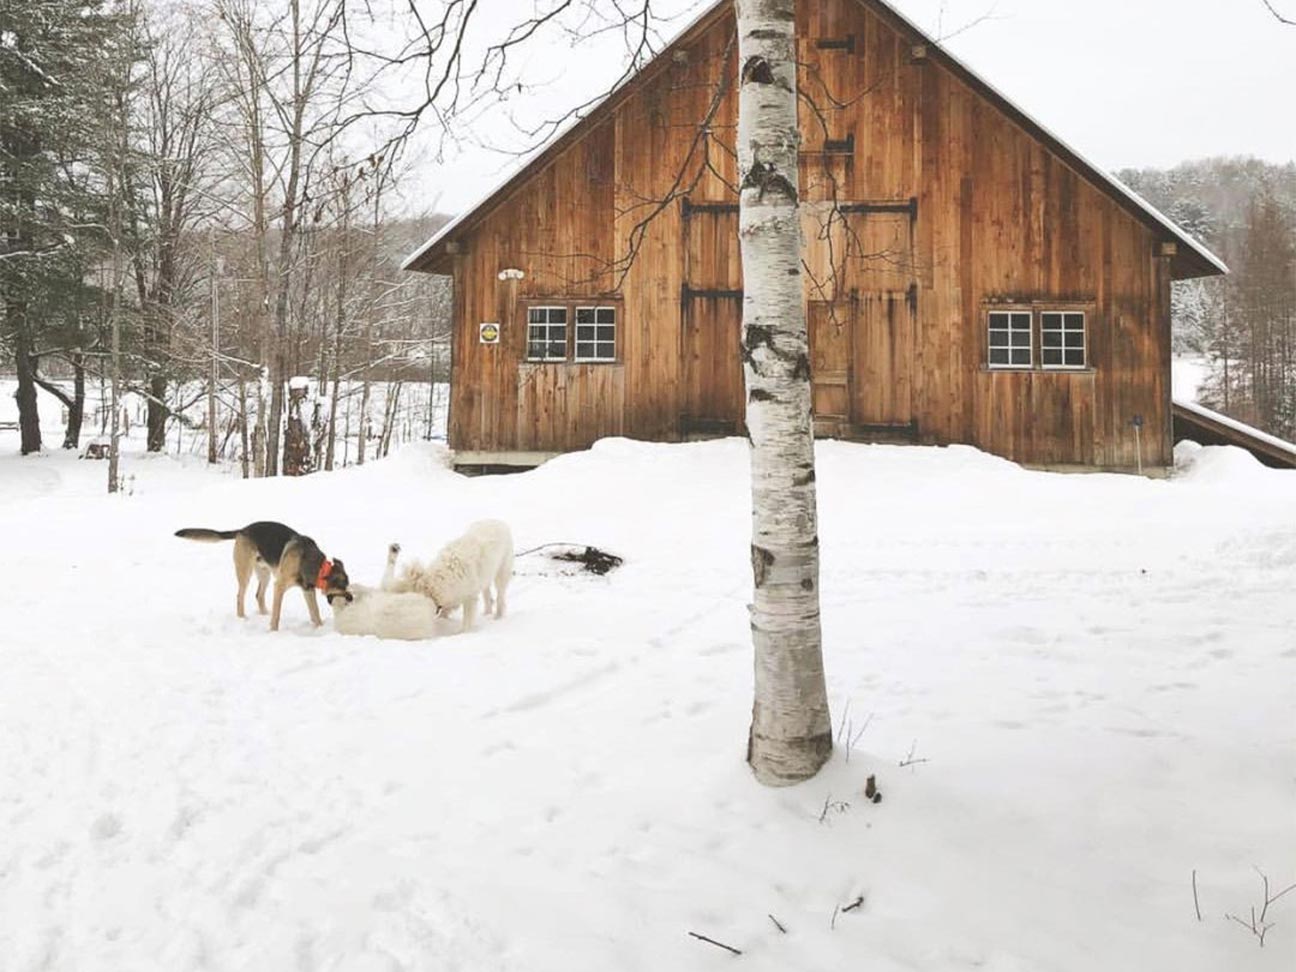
[384,519,514,633]
[328,542,440,640]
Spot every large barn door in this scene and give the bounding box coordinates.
[801,200,918,439]
[680,199,743,437]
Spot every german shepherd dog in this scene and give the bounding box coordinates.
[175,521,351,631]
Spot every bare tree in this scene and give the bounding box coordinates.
[211,0,369,476]
[131,7,218,453]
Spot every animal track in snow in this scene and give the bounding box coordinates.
[90,813,122,841]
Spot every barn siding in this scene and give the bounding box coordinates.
[443,0,1175,470]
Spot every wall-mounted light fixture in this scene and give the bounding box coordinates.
[498,268,525,281]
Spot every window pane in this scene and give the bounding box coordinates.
[1041,313,1062,330]
[577,325,595,341]
[548,340,565,357]
[576,308,595,325]
[597,341,615,359]
[597,308,616,324]
[597,325,615,341]
[1064,349,1085,366]
[576,342,595,358]
[527,341,546,359]
[1064,332,1084,349]
[1042,330,1061,348]
[1065,313,1084,331]
[550,308,568,324]
[989,311,1028,367]
[1042,349,1063,366]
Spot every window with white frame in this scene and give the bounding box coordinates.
[1040,311,1086,369]
[575,306,616,362]
[987,311,1032,368]
[526,306,568,361]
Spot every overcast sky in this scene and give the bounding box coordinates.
[403,0,1295,216]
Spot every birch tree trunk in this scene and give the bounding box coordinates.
[736,0,832,786]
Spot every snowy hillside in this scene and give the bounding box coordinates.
[0,428,1293,971]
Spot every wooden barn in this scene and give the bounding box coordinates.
[403,0,1227,473]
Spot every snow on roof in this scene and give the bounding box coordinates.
[1173,397,1296,460]
[403,0,1228,277]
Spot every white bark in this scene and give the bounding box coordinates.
[736,0,832,785]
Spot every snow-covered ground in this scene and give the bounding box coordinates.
[1,422,1293,970]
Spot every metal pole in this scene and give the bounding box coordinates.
[1132,414,1144,476]
[208,229,219,463]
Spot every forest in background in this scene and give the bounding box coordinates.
[2,0,451,485]
[1120,158,1296,438]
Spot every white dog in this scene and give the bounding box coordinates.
[329,543,440,640]
[386,519,514,633]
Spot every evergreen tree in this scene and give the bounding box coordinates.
[1,0,130,453]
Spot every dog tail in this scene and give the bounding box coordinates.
[174,527,240,542]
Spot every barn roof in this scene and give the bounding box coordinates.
[403,0,1228,280]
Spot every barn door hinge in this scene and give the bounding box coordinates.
[682,283,744,302]
[822,133,855,155]
[838,197,919,220]
[815,35,856,53]
[681,198,740,220]
[854,419,920,441]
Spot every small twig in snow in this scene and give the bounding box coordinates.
[1224,867,1296,947]
[818,794,850,823]
[842,895,865,913]
[688,932,742,956]
[830,904,840,930]
[899,740,929,768]
[1193,869,1202,922]
[850,715,872,751]
[768,913,786,934]
[843,713,873,763]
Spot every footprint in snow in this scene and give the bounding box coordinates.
[90,812,122,841]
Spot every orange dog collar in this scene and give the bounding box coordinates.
[316,559,334,590]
